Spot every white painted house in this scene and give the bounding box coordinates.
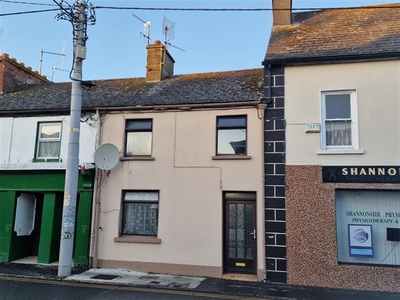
[0,54,97,266]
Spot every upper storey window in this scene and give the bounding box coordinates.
[320,90,362,154]
[36,122,61,160]
[125,119,153,156]
[216,115,247,155]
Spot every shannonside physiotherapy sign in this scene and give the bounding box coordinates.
[323,166,400,183]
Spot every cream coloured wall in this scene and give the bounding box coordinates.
[285,60,400,165]
[95,107,265,278]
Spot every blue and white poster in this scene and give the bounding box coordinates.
[348,224,374,257]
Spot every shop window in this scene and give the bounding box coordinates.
[35,122,61,160]
[336,189,400,266]
[125,119,152,156]
[121,191,159,236]
[320,90,361,153]
[216,115,247,155]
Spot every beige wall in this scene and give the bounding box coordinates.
[94,107,265,279]
[285,60,400,165]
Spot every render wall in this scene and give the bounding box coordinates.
[284,60,400,292]
[0,116,98,168]
[285,61,400,165]
[95,107,265,279]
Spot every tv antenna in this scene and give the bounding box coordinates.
[132,14,151,45]
[162,16,185,52]
[39,40,67,76]
[51,66,69,82]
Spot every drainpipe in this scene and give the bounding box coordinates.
[90,109,102,269]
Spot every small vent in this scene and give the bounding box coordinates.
[167,282,190,289]
[91,274,120,280]
[139,275,159,280]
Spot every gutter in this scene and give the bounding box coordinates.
[0,101,261,117]
[93,101,261,112]
[263,52,400,67]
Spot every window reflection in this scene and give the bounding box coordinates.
[217,116,247,155]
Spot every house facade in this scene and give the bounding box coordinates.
[90,42,267,281]
[0,54,97,265]
[264,0,400,292]
[1,44,268,281]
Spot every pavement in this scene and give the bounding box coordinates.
[1,262,400,299]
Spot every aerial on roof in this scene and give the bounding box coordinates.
[265,3,400,62]
[0,68,264,115]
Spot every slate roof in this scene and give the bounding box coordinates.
[0,68,264,114]
[265,3,400,63]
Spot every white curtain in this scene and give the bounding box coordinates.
[123,203,158,235]
[326,121,351,146]
[38,141,60,158]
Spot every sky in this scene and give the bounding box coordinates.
[0,0,396,83]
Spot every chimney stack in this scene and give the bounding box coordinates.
[272,0,292,26]
[0,53,48,94]
[146,40,175,82]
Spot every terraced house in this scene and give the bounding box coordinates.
[0,54,96,266]
[90,42,267,281]
[0,41,268,282]
[264,0,400,292]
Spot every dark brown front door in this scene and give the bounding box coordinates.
[224,192,257,274]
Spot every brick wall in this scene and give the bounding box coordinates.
[0,53,47,94]
[264,65,287,283]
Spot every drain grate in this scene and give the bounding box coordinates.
[139,275,159,280]
[91,274,120,280]
[167,282,190,289]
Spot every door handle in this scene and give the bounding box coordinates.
[250,229,256,240]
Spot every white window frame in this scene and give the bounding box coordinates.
[121,191,159,237]
[36,122,62,159]
[318,90,364,155]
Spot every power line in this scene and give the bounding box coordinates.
[0,8,59,16]
[0,3,399,17]
[93,5,400,12]
[0,0,56,5]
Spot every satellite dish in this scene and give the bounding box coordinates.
[94,143,120,171]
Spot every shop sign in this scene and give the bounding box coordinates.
[322,166,400,183]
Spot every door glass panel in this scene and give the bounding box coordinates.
[245,204,253,259]
[224,195,257,274]
[228,204,236,258]
[237,204,245,259]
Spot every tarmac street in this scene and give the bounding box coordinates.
[1,262,400,300]
[0,277,262,300]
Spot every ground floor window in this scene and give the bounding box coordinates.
[336,189,400,266]
[122,191,159,236]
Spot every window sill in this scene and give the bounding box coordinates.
[32,158,62,162]
[120,156,155,161]
[212,155,252,160]
[114,236,161,244]
[317,149,365,155]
